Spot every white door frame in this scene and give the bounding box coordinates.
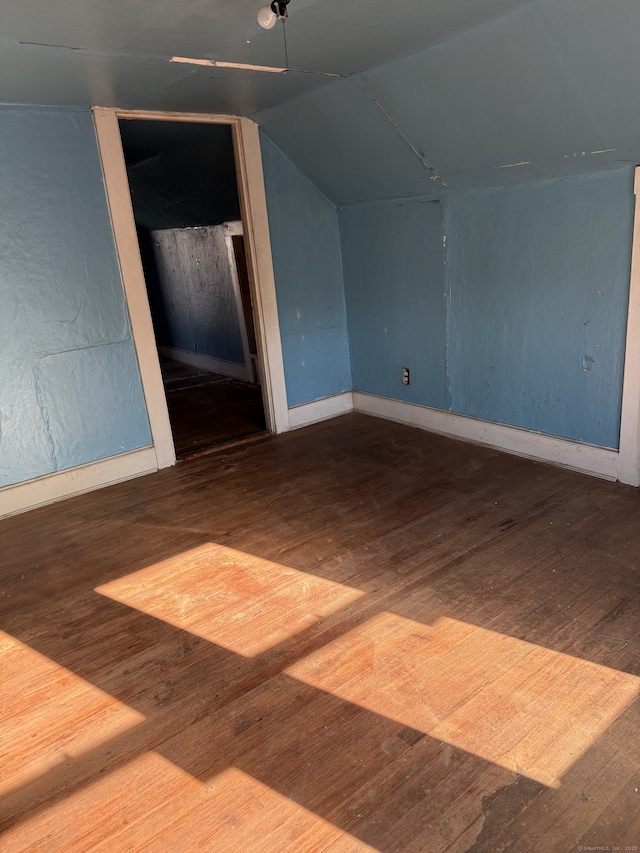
[92,107,289,471]
[223,220,255,383]
[618,166,640,486]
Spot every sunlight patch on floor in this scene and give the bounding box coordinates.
[0,631,144,798]
[96,544,364,657]
[286,613,640,787]
[134,766,378,853]
[1,752,377,853]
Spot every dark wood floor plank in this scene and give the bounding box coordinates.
[1,413,640,851]
[161,357,266,457]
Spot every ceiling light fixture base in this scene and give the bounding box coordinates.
[257,0,290,30]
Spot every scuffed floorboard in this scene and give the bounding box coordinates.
[1,413,639,851]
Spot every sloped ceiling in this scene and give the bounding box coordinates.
[254,0,640,203]
[0,0,538,112]
[2,0,640,203]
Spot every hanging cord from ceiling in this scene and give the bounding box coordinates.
[282,16,289,68]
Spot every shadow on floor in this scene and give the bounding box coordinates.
[160,357,267,457]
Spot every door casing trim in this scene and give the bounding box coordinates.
[93,107,289,472]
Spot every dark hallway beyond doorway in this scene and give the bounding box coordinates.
[160,358,266,457]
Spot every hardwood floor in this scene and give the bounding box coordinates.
[1,413,640,852]
[160,358,266,457]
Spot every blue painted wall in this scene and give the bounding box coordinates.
[260,132,351,407]
[0,104,633,499]
[445,170,634,448]
[340,168,634,449]
[0,107,151,489]
[340,198,448,409]
[252,1,640,451]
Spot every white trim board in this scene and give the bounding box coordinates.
[93,108,176,471]
[93,108,290,456]
[222,220,255,382]
[3,108,291,519]
[288,392,354,430]
[232,117,289,432]
[617,165,640,486]
[353,392,620,481]
[159,346,249,382]
[0,447,157,519]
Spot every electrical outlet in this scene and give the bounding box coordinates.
[402,367,410,385]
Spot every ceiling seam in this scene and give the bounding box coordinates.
[356,78,449,190]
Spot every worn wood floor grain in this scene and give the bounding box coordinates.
[160,358,266,456]
[1,413,639,852]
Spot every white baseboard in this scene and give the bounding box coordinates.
[159,346,249,382]
[353,392,620,481]
[1,391,621,521]
[0,446,158,519]
[288,392,354,430]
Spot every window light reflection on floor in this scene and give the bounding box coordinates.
[1,752,378,853]
[0,631,145,798]
[286,613,640,788]
[96,544,365,657]
[95,545,640,789]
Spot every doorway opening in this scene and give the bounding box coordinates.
[117,119,266,458]
[94,108,289,472]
